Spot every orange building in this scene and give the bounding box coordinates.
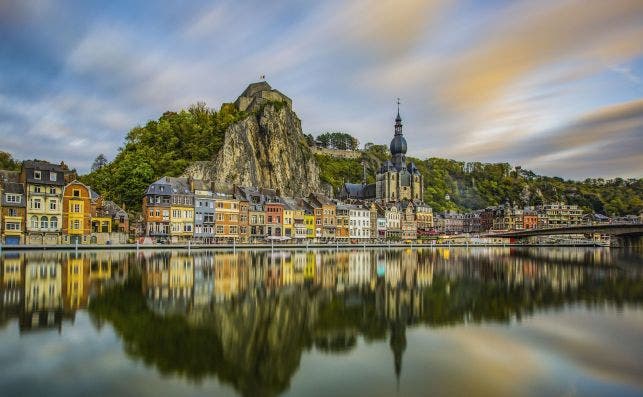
[523,210,538,229]
[214,195,239,241]
[62,181,92,244]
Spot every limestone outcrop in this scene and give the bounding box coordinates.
[184,82,322,196]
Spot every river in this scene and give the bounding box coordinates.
[0,247,641,396]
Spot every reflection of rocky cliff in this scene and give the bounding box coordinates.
[208,293,317,395]
[183,82,322,197]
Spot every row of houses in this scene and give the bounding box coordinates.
[142,177,435,243]
[434,203,586,234]
[0,161,128,245]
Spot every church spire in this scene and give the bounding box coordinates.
[390,98,407,169]
[395,98,402,134]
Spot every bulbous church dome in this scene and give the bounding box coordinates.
[390,106,407,156]
[390,134,407,155]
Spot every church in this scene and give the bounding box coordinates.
[339,106,424,203]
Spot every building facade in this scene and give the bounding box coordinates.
[62,181,92,244]
[194,188,215,242]
[22,161,65,245]
[143,177,172,241]
[1,182,25,245]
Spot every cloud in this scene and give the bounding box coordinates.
[0,0,642,178]
[451,98,643,179]
[435,0,643,110]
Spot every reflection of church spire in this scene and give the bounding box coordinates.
[390,320,407,389]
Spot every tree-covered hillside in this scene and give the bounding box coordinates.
[316,143,642,216]
[81,103,245,211]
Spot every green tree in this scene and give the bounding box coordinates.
[0,151,20,171]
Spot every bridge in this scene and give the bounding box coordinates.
[485,223,643,239]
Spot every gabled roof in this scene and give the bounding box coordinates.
[309,192,333,206]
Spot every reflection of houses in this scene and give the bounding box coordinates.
[64,256,90,310]
[2,254,23,314]
[143,252,194,314]
[22,259,63,331]
[193,254,214,308]
[214,253,242,302]
[348,251,371,287]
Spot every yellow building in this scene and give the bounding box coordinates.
[62,181,92,244]
[283,207,294,239]
[304,214,315,239]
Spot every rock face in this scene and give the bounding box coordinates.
[184,82,321,196]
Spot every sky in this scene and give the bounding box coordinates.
[1,0,642,179]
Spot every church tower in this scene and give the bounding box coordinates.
[390,101,407,169]
[376,101,425,203]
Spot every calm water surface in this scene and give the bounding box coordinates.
[0,247,641,396]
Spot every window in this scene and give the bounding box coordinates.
[8,208,17,216]
[50,200,57,210]
[40,216,48,229]
[50,217,58,229]
[73,189,80,197]
[72,220,80,230]
[5,194,20,203]
[50,172,57,182]
[216,225,224,234]
[6,222,20,231]
[34,170,41,180]
[31,216,38,229]
[72,203,81,213]
[34,186,41,193]
[49,187,56,194]
[32,199,41,209]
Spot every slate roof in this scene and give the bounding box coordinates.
[1,182,25,207]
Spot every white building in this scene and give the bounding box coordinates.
[349,206,371,240]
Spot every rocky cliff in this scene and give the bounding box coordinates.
[183,82,322,196]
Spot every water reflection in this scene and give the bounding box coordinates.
[0,248,641,396]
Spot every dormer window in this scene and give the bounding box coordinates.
[50,173,57,182]
[34,170,41,180]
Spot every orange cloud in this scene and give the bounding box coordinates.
[437,0,643,110]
